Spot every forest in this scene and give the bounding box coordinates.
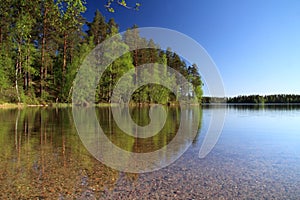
[227,94,300,104]
[0,0,203,105]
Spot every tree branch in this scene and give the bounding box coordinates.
[104,0,141,12]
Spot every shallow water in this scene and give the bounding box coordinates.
[0,105,300,199]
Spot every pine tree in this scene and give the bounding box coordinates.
[10,0,40,102]
[56,0,86,100]
[188,64,203,102]
[97,18,134,103]
[87,9,107,45]
[39,0,60,98]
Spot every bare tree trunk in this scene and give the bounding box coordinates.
[41,8,47,96]
[63,32,67,79]
[24,44,31,92]
[40,38,45,95]
[15,44,21,103]
[67,86,73,102]
[15,62,20,103]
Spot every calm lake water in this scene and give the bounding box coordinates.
[0,105,300,199]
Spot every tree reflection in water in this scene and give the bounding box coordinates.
[0,106,202,199]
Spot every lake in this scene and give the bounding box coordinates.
[0,105,300,199]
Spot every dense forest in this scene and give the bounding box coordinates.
[0,0,203,105]
[227,95,300,104]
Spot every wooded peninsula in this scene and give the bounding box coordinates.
[0,1,203,105]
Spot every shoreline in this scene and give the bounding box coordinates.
[1,102,300,109]
[0,102,197,109]
[0,103,70,109]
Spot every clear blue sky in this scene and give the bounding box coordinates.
[84,0,300,97]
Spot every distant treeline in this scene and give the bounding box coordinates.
[202,95,300,104]
[209,94,300,104]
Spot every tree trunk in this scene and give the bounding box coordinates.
[41,8,48,96]
[27,46,31,90]
[63,32,67,79]
[40,40,44,95]
[24,44,31,92]
[15,62,21,103]
[24,64,27,91]
[134,49,138,83]
[15,44,21,103]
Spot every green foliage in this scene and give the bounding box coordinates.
[105,0,141,12]
[87,9,107,45]
[0,47,12,90]
[195,86,203,102]
[227,94,300,104]
[0,1,203,105]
